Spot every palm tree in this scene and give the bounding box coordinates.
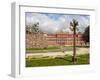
[70,19,79,64]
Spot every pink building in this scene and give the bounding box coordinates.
[46,33,84,46]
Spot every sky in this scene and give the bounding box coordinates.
[26,12,90,34]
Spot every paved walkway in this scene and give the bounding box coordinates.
[26,48,89,58]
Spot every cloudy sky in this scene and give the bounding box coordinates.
[26,12,90,34]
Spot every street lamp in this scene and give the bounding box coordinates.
[70,19,79,64]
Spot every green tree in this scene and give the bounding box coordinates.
[82,25,90,45]
[31,22,40,33]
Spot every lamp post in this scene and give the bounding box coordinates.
[70,19,79,64]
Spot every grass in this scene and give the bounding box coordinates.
[26,46,60,50]
[26,46,89,53]
[26,46,77,53]
[26,46,61,53]
[26,54,89,67]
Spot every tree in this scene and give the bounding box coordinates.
[26,25,31,34]
[70,19,79,64]
[31,22,48,48]
[31,22,40,33]
[26,22,40,34]
[82,25,90,45]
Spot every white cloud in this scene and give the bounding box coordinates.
[26,13,90,33]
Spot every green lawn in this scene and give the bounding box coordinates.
[26,46,61,53]
[26,46,89,53]
[26,46,60,50]
[26,54,89,67]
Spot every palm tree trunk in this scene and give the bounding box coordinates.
[72,27,77,64]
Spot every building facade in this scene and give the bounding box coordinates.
[46,33,84,46]
[26,32,85,48]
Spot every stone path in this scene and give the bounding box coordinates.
[26,48,89,58]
